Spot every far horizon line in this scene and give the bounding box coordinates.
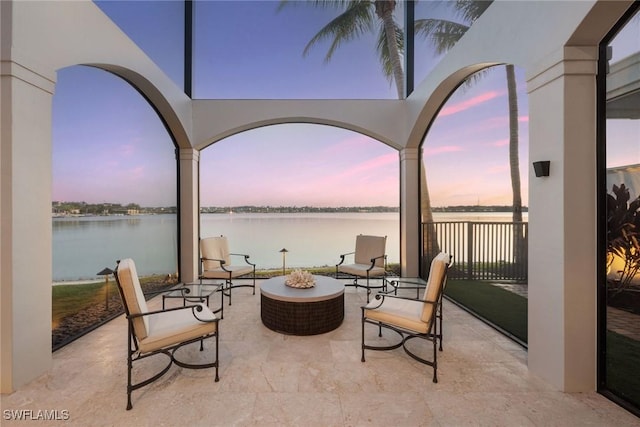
[53,201,528,210]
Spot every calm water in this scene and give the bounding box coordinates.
[52,211,525,282]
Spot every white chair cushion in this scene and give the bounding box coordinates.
[200,236,230,270]
[421,252,449,323]
[201,264,253,279]
[138,303,217,354]
[354,235,386,267]
[364,297,430,334]
[338,264,386,277]
[116,258,150,340]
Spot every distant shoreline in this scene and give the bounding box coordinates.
[53,202,527,217]
[53,278,104,286]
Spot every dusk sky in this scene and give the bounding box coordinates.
[52,1,638,208]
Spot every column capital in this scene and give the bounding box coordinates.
[1,58,55,94]
[399,147,420,162]
[178,148,200,162]
[527,46,598,94]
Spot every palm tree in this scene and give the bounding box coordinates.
[281,1,523,265]
[280,0,443,266]
[280,0,405,98]
[415,1,525,263]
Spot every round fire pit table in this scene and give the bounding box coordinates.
[260,275,344,335]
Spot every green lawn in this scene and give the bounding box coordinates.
[443,281,640,408]
[444,279,528,343]
[52,281,115,326]
[255,263,401,278]
[52,275,172,328]
[606,330,640,406]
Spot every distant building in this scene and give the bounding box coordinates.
[607,163,640,199]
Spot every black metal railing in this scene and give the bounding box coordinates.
[422,221,528,282]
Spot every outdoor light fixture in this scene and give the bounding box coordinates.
[533,161,550,177]
[97,267,114,309]
[279,248,288,276]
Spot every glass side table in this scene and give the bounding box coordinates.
[162,282,224,318]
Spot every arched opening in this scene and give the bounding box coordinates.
[199,123,400,274]
[420,64,529,345]
[51,66,180,350]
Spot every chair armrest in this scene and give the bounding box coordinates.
[387,278,426,289]
[229,253,256,267]
[128,303,218,323]
[201,257,228,273]
[336,251,355,267]
[361,292,434,310]
[366,254,387,271]
[201,257,226,266]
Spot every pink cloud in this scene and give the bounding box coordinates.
[337,152,397,179]
[487,164,509,174]
[423,146,464,156]
[119,144,136,157]
[489,139,509,147]
[518,115,529,122]
[116,165,145,182]
[323,134,372,156]
[439,91,502,117]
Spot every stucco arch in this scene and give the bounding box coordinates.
[195,116,397,152]
[8,0,193,149]
[403,0,633,151]
[192,99,408,151]
[406,63,502,149]
[84,64,191,149]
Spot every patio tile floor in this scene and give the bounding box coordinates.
[2,280,639,426]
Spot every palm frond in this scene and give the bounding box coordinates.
[303,1,375,63]
[277,0,363,13]
[377,22,404,81]
[452,0,493,24]
[414,18,469,54]
[458,68,490,92]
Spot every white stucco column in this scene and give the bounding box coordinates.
[1,57,56,392]
[178,148,200,283]
[399,148,420,277]
[526,46,598,392]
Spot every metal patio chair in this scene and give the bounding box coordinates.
[114,258,220,410]
[361,252,452,383]
[200,235,256,306]
[336,234,388,302]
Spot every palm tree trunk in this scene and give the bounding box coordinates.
[421,161,440,269]
[506,64,524,265]
[375,0,404,99]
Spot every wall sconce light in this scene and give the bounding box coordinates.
[533,161,550,177]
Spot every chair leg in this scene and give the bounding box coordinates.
[438,302,444,351]
[432,335,438,383]
[361,314,366,362]
[126,352,133,410]
[126,325,134,410]
[220,286,225,319]
[365,274,370,303]
[214,329,220,382]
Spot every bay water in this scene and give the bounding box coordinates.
[52,211,524,282]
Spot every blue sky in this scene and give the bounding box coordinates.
[52,1,638,208]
